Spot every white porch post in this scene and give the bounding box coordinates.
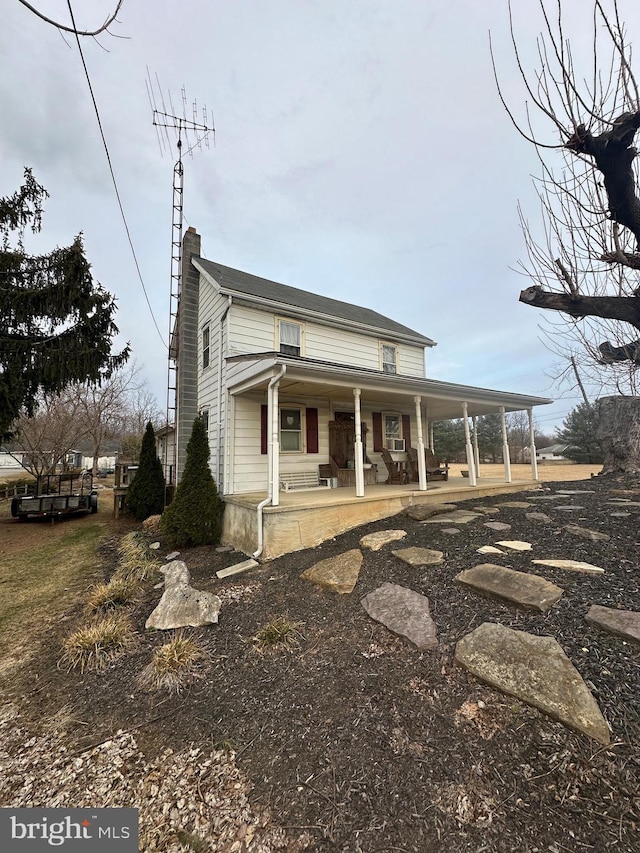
[353,388,365,497]
[414,395,427,491]
[271,381,281,506]
[472,415,481,479]
[462,402,477,486]
[500,406,511,483]
[429,420,434,452]
[528,407,539,481]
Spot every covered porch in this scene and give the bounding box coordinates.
[222,468,543,560]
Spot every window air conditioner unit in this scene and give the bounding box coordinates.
[387,438,405,451]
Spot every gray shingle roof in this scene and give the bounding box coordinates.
[194,257,435,347]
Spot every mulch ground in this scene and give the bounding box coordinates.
[3,473,640,852]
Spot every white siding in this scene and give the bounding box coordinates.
[227,303,426,377]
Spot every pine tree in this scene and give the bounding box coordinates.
[125,422,165,521]
[557,403,603,464]
[160,416,223,547]
[0,168,129,439]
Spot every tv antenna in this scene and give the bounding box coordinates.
[147,70,214,497]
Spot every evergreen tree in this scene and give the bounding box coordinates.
[556,403,603,464]
[432,419,466,462]
[0,169,129,439]
[475,414,503,463]
[125,422,165,521]
[160,416,223,548]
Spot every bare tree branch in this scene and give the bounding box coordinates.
[17,0,126,37]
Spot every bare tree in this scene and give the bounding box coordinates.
[495,1,640,471]
[12,392,88,479]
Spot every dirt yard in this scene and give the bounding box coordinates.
[1,468,638,852]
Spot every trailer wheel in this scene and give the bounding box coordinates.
[90,493,98,514]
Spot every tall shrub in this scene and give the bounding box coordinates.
[160,416,223,547]
[125,422,165,520]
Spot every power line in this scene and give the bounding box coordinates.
[65,0,167,349]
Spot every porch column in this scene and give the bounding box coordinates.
[462,402,477,486]
[472,415,481,479]
[353,388,365,497]
[414,395,427,491]
[429,420,434,452]
[500,406,511,483]
[528,407,539,481]
[271,381,281,506]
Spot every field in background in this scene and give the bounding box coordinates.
[447,462,602,483]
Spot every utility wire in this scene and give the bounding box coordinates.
[65,0,167,349]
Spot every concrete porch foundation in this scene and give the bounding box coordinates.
[222,478,541,560]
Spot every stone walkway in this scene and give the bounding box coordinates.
[299,485,640,745]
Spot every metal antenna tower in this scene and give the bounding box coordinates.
[147,71,214,497]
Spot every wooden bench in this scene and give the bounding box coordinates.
[280,471,331,492]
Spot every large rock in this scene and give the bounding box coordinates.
[360,530,407,551]
[586,605,640,644]
[392,546,444,567]
[455,622,610,744]
[564,524,610,542]
[360,582,438,650]
[301,549,362,594]
[404,503,457,521]
[483,521,511,532]
[146,561,221,630]
[455,564,563,612]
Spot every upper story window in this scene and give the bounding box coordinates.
[278,319,302,357]
[202,325,210,369]
[381,343,397,374]
[280,408,302,451]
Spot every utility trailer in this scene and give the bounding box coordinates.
[11,471,98,521]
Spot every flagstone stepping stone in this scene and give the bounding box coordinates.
[360,582,438,650]
[586,605,640,644]
[533,559,604,575]
[529,495,565,500]
[606,500,640,507]
[301,549,363,594]
[441,528,461,535]
[360,530,407,551]
[404,503,457,521]
[496,501,532,509]
[526,511,553,523]
[495,540,533,551]
[392,547,444,567]
[454,622,610,744]
[483,521,512,532]
[421,510,484,525]
[610,511,631,518]
[476,545,506,555]
[455,564,563,611]
[556,490,595,495]
[556,505,585,511]
[564,524,610,542]
[471,505,501,514]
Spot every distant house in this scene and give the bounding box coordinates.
[536,443,571,463]
[169,228,551,502]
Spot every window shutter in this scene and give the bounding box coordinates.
[402,414,412,449]
[372,412,383,452]
[260,405,268,455]
[306,407,319,453]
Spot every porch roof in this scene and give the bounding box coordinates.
[226,352,552,420]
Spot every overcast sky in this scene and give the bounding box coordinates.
[4,0,640,435]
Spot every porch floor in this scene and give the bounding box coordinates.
[222,473,542,559]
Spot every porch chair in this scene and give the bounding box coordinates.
[380,448,409,485]
[425,448,449,481]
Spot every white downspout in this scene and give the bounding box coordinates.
[253,365,286,559]
[216,296,232,484]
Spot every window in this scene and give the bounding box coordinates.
[200,409,209,434]
[279,319,302,356]
[280,408,302,451]
[202,325,210,369]
[384,414,404,451]
[381,344,397,374]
